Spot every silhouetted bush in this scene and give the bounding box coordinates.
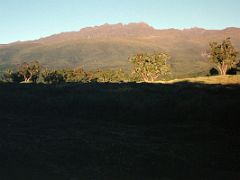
[42,70,65,84]
[227,68,238,75]
[2,70,24,83]
[209,68,219,76]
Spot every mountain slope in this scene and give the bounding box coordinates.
[0,23,240,77]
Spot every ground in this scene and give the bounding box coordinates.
[0,76,240,180]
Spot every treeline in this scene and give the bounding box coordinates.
[2,64,131,84]
[1,38,239,84]
[42,68,129,84]
[1,51,172,84]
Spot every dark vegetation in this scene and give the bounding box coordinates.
[0,82,240,180]
[2,66,130,84]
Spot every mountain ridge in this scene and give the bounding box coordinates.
[3,22,240,45]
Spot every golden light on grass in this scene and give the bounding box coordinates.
[156,75,240,85]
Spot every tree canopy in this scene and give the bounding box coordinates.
[208,38,239,75]
[130,52,171,82]
[18,61,41,82]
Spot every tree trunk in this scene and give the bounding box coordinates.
[217,64,228,75]
[24,74,32,82]
[150,76,154,82]
[142,73,150,82]
[222,69,227,75]
[26,77,32,82]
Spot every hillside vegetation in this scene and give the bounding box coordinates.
[1,23,240,77]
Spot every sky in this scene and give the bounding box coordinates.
[0,0,240,44]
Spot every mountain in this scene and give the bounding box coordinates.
[1,22,240,77]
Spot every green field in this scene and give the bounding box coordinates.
[0,78,240,180]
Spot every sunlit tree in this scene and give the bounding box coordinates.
[130,52,171,82]
[207,38,239,75]
[18,61,41,82]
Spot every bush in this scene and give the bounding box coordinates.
[42,70,65,84]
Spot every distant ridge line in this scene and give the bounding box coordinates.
[2,22,240,44]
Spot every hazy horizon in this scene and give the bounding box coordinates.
[1,0,240,44]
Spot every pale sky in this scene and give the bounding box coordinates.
[0,0,240,43]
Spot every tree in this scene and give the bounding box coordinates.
[2,69,24,83]
[130,52,171,82]
[111,69,127,82]
[207,38,239,75]
[3,69,14,82]
[90,69,127,83]
[63,68,88,82]
[42,69,65,84]
[91,70,114,82]
[18,61,41,82]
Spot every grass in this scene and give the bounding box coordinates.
[0,77,240,180]
[158,75,240,85]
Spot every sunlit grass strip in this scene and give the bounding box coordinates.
[155,75,240,85]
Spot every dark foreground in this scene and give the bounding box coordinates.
[0,82,240,180]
